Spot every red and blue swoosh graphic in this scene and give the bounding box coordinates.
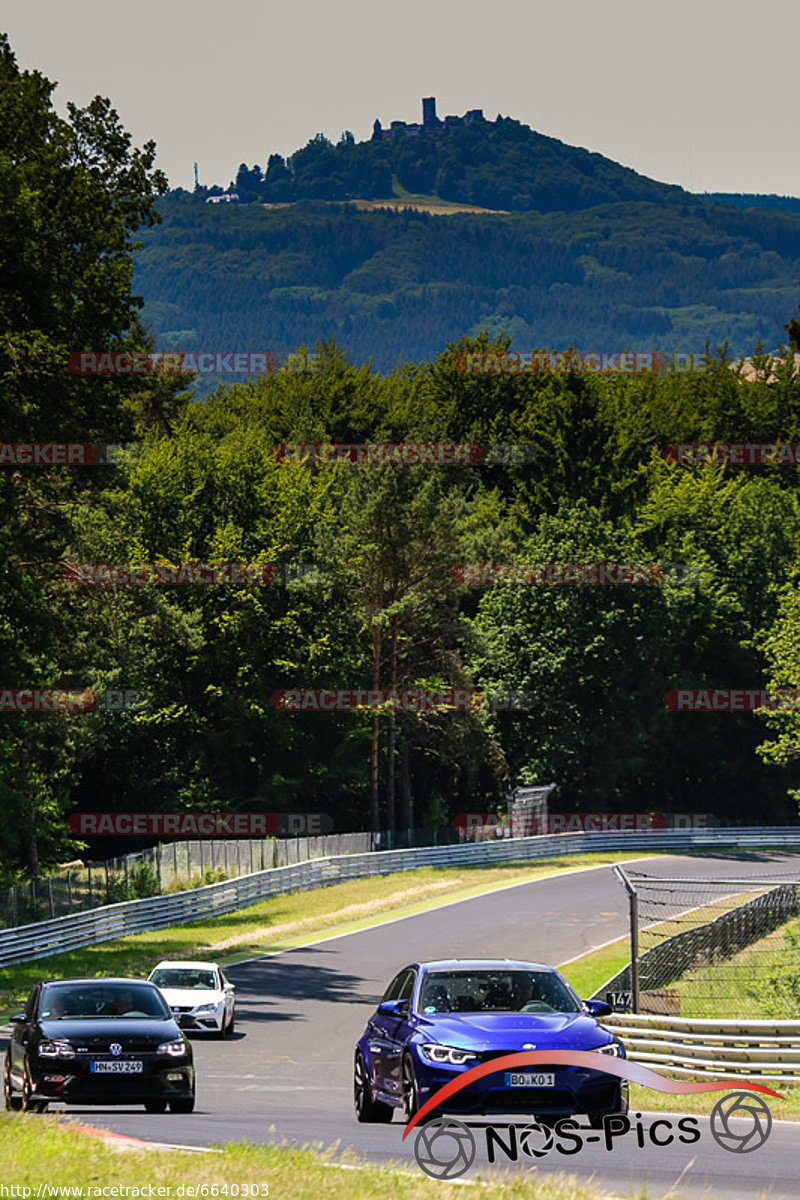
[401,1049,784,1138]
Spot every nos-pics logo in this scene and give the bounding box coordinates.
[404,1053,779,1181]
[413,1093,772,1180]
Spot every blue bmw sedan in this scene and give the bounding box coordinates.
[354,959,627,1126]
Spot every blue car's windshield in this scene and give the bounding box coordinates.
[418,970,580,1014]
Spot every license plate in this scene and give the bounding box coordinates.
[505,1072,555,1087]
[90,1061,144,1074]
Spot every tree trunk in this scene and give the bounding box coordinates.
[401,734,413,835]
[370,621,381,838]
[386,623,398,838]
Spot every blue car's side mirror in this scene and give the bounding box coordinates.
[583,999,612,1018]
[377,999,408,1017]
[9,1014,25,1024]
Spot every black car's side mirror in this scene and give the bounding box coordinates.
[583,999,612,1018]
[377,999,408,1017]
[9,1014,26,1024]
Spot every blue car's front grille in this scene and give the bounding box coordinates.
[478,1050,560,1069]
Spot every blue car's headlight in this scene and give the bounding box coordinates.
[596,1041,624,1056]
[420,1042,479,1066]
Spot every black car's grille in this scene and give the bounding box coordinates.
[71,1039,163,1053]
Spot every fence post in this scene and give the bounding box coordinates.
[48,878,55,918]
[124,856,129,896]
[613,865,639,1013]
[88,864,93,907]
[67,872,73,911]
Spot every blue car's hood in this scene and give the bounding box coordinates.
[415,1011,611,1050]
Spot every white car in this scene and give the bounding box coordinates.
[148,961,235,1037]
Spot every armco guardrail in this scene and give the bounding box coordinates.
[0,826,797,969]
[603,1012,800,1083]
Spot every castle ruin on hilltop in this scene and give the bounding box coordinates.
[372,97,484,142]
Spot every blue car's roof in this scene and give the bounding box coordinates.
[415,960,560,973]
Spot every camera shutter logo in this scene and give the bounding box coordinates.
[518,1120,555,1158]
[710,1092,772,1153]
[413,1117,476,1179]
[109,1043,122,1056]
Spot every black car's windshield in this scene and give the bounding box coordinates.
[418,970,580,1014]
[150,968,217,990]
[39,983,171,1021]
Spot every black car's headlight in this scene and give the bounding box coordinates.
[38,1040,75,1059]
[420,1042,479,1066]
[157,1039,186,1057]
[596,1041,624,1056]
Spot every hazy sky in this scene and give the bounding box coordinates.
[4,0,799,197]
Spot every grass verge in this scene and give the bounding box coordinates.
[676,911,800,1019]
[558,921,800,1120]
[558,938,631,999]
[0,852,653,1019]
[0,1113,618,1199]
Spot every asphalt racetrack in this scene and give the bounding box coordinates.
[6,852,800,1198]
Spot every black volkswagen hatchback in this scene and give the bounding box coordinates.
[3,978,195,1113]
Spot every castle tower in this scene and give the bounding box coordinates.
[422,97,437,128]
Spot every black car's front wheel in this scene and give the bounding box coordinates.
[21,1062,48,1113]
[3,1058,21,1111]
[169,1095,195,1113]
[144,1099,168,1113]
[353,1050,392,1124]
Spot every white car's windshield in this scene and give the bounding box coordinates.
[150,968,217,990]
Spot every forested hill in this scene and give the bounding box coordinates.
[135,194,800,377]
[216,115,693,213]
[700,193,800,214]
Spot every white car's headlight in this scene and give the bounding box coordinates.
[38,1040,75,1059]
[597,1042,623,1056]
[157,1039,186,1057]
[195,1003,219,1014]
[420,1043,479,1066]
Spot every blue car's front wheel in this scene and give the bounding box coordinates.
[354,1050,393,1124]
[401,1054,420,1122]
